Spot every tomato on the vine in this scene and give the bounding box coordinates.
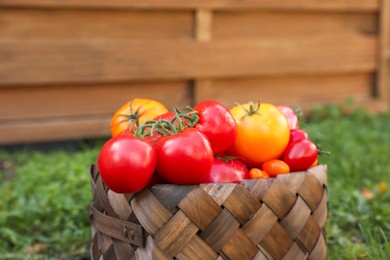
[155,128,213,184]
[283,139,318,172]
[110,98,168,137]
[97,135,156,193]
[194,100,237,153]
[230,102,290,165]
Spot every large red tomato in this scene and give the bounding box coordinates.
[154,128,213,184]
[97,135,156,193]
[194,100,237,153]
[230,102,290,165]
[110,98,168,137]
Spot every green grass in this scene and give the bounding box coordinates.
[1,105,390,258]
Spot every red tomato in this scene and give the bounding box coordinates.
[155,128,213,184]
[276,105,299,130]
[261,159,290,177]
[289,129,309,144]
[194,100,237,153]
[201,158,249,183]
[283,139,318,172]
[97,135,156,193]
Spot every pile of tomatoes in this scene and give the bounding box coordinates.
[98,98,321,194]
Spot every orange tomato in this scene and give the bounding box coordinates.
[249,168,270,179]
[310,158,319,168]
[230,102,290,165]
[261,159,290,177]
[110,98,168,137]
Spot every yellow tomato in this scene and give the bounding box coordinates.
[110,98,168,137]
[230,102,290,165]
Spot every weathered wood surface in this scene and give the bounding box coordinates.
[0,0,380,11]
[0,3,388,144]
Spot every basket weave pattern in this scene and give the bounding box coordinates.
[89,164,327,259]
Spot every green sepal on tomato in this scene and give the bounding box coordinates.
[230,101,290,166]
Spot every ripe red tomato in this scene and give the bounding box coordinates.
[283,139,318,172]
[97,135,157,193]
[194,100,237,153]
[230,102,290,165]
[261,159,290,177]
[155,128,213,184]
[276,105,299,130]
[289,129,309,144]
[201,158,249,183]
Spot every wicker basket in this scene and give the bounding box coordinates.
[89,164,328,260]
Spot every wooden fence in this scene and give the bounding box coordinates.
[0,0,389,144]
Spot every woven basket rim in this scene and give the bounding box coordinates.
[89,164,328,260]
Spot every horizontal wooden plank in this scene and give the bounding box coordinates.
[0,116,111,144]
[0,35,377,85]
[194,73,382,111]
[0,0,379,11]
[213,11,377,39]
[0,81,190,120]
[0,9,193,41]
[0,97,387,145]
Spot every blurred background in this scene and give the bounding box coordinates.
[0,1,389,259]
[0,1,388,145]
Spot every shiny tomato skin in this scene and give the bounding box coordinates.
[155,128,213,184]
[249,168,270,179]
[201,158,249,183]
[261,159,290,177]
[283,139,318,172]
[110,98,168,137]
[289,129,309,144]
[97,135,157,194]
[194,100,237,153]
[230,103,290,165]
[276,105,299,130]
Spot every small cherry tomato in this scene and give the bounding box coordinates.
[249,168,270,179]
[310,158,319,168]
[261,159,290,177]
[283,139,318,172]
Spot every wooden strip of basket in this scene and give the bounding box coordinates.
[89,164,328,260]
